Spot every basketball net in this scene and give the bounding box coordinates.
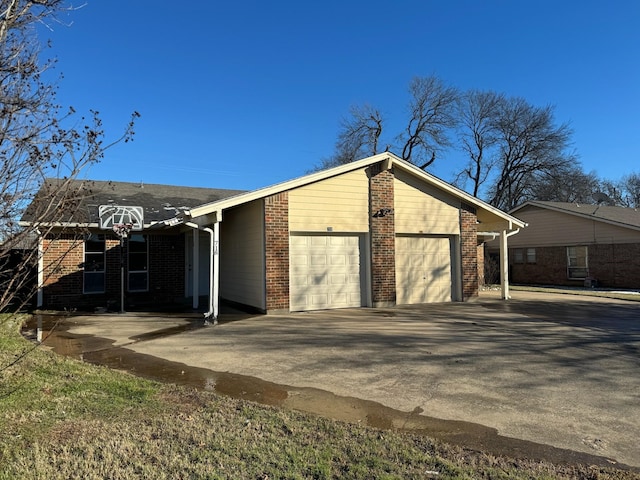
[112,223,134,239]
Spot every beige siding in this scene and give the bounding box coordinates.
[394,169,460,235]
[508,206,640,247]
[219,199,265,309]
[289,169,369,232]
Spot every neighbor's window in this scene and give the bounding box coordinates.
[567,246,588,279]
[514,248,524,264]
[84,234,105,294]
[526,248,536,264]
[128,234,148,292]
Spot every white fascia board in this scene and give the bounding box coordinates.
[186,153,393,220]
[18,220,98,229]
[185,151,525,230]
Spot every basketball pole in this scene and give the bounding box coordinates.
[120,235,125,313]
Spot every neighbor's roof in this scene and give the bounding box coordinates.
[511,201,640,232]
[21,179,245,227]
[180,152,525,229]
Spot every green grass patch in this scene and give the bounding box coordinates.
[1,313,639,479]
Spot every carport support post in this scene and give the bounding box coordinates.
[499,230,510,300]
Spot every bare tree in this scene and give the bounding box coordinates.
[598,172,640,208]
[528,166,601,204]
[619,172,640,207]
[320,75,458,170]
[453,90,503,196]
[0,0,139,312]
[398,76,459,168]
[318,104,383,169]
[487,98,575,210]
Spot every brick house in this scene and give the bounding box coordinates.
[21,180,244,311]
[23,153,524,314]
[489,201,640,289]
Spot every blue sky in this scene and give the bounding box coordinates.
[44,0,639,195]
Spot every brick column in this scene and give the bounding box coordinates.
[264,192,289,312]
[460,203,479,300]
[369,163,396,307]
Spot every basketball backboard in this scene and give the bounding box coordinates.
[99,205,144,231]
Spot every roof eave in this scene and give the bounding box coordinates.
[512,201,640,232]
[185,153,525,229]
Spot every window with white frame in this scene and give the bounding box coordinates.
[128,234,148,292]
[84,234,105,293]
[567,246,588,279]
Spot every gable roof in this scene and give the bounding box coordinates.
[511,201,640,232]
[178,153,525,230]
[21,179,245,227]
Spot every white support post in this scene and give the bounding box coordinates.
[192,229,199,309]
[500,230,510,300]
[36,230,44,308]
[212,221,219,320]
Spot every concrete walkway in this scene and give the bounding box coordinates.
[62,290,640,468]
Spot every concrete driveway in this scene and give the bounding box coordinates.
[53,290,640,469]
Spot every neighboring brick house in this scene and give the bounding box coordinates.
[22,153,524,314]
[21,180,244,311]
[489,201,640,289]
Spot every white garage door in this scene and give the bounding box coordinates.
[290,234,363,311]
[396,235,452,304]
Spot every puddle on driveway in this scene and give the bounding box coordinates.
[22,314,629,471]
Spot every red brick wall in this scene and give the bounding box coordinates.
[42,231,186,310]
[369,164,396,306]
[264,192,290,312]
[147,234,185,304]
[460,204,479,299]
[477,242,485,286]
[511,243,640,289]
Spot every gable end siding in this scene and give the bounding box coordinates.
[289,169,369,232]
[394,168,460,235]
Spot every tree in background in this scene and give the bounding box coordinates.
[526,166,601,204]
[319,75,458,170]
[487,98,576,211]
[322,78,585,211]
[317,104,383,169]
[599,172,640,208]
[398,76,459,169]
[0,0,138,312]
[622,173,640,207]
[453,90,504,196]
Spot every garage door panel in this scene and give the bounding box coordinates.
[396,235,452,304]
[290,234,364,311]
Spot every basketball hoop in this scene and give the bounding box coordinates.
[98,205,144,314]
[112,223,134,239]
[99,205,144,232]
